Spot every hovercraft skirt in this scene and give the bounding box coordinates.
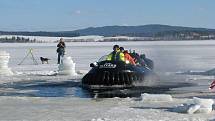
[82,71,144,88]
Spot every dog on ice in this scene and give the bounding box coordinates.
[40,57,50,64]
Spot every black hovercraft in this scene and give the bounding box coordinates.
[82,53,155,90]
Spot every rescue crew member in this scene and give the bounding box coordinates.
[106,45,124,61]
[119,47,135,65]
[124,50,136,65]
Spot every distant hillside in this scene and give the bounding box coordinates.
[71,24,215,37]
[1,24,215,38]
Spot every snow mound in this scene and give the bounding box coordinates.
[174,97,214,114]
[58,56,77,76]
[141,93,173,102]
[0,51,13,76]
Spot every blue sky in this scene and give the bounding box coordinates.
[0,0,214,31]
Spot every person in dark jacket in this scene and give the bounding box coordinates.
[57,38,66,64]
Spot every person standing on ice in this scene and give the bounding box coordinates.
[57,38,66,64]
[106,45,124,61]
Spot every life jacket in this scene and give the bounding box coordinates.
[106,50,125,61]
[124,52,135,64]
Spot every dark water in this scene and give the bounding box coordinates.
[0,79,196,98]
[0,80,90,98]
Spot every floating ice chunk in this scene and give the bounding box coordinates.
[141,93,173,102]
[193,97,214,113]
[174,97,214,114]
[58,56,77,76]
[187,104,201,114]
[173,104,201,114]
[0,51,13,76]
[76,70,88,75]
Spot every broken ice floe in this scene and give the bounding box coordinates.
[173,97,214,114]
[141,93,173,102]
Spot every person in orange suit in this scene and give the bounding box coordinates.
[120,47,135,65]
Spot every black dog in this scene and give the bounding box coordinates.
[40,57,50,64]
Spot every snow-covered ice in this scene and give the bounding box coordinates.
[141,93,173,102]
[0,96,214,121]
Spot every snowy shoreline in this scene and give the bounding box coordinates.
[1,35,214,43]
[0,35,153,43]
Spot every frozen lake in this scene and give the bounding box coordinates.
[0,41,215,96]
[0,41,215,120]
